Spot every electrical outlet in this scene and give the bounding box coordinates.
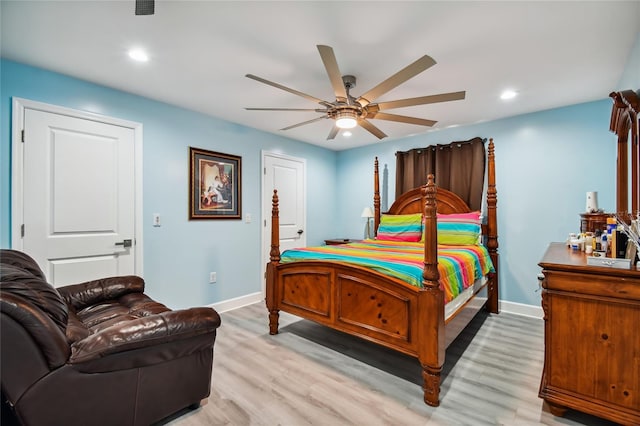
[209,272,217,283]
[153,213,161,227]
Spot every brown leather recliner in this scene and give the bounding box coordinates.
[0,249,221,426]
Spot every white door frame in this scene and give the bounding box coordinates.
[11,97,144,276]
[261,150,306,296]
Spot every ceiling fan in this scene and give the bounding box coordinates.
[245,45,466,140]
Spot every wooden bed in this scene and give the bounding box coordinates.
[265,139,499,407]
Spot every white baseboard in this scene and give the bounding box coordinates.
[208,292,263,313]
[499,300,543,319]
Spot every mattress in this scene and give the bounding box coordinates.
[280,239,494,304]
[444,275,488,320]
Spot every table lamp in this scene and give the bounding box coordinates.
[361,207,374,239]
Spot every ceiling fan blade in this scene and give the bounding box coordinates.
[135,0,154,15]
[246,107,328,112]
[358,119,387,139]
[370,112,437,127]
[357,55,437,107]
[326,125,340,140]
[280,116,328,131]
[317,45,348,103]
[246,74,332,107]
[376,91,466,110]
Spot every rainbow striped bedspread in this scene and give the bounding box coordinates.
[280,240,494,303]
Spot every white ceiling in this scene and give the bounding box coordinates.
[1,1,639,151]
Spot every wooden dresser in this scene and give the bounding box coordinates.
[538,242,640,424]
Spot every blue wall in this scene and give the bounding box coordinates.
[336,31,639,308]
[0,59,337,309]
[336,101,616,308]
[2,29,638,309]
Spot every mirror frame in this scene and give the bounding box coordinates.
[609,89,640,220]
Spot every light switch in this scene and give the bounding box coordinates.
[245,213,251,223]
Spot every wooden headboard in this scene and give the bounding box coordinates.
[369,138,499,313]
[382,182,486,236]
[387,186,471,216]
[372,138,497,237]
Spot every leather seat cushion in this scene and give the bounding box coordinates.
[75,292,171,334]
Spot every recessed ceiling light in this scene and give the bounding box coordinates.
[342,131,352,137]
[500,90,517,100]
[128,48,149,62]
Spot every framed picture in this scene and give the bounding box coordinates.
[189,147,241,219]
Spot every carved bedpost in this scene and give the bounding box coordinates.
[418,175,444,407]
[486,139,499,314]
[374,157,381,235]
[422,176,440,291]
[266,190,280,335]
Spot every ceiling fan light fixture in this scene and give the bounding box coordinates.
[335,110,358,129]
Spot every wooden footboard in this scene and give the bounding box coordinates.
[274,262,423,351]
[266,139,499,407]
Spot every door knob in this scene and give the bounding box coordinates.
[115,239,132,248]
[297,229,304,235]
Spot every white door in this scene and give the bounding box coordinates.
[12,99,142,287]
[262,152,306,289]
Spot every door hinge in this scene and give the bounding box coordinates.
[264,167,266,175]
[21,224,25,237]
[21,129,25,143]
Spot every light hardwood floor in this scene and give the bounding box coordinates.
[163,303,616,426]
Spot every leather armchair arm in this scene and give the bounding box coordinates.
[69,307,221,365]
[58,276,145,310]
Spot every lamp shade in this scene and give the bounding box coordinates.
[361,207,374,218]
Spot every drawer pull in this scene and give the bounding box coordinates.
[601,333,608,340]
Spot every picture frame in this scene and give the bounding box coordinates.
[189,147,241,219]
